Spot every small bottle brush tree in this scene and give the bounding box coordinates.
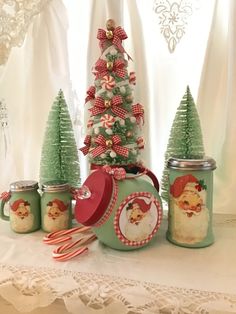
[161,86,205,202]
[80,19,145,169]
[39,90,80,188]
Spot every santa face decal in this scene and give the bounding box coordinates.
[114,192,162,246]
[43,199,69,232]
[169,174,209,244]
[10,199,34,232]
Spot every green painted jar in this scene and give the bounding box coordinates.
[167,157,216,248]
[75,167,163,250]
[41,181,72,233]
[0,181,41,233]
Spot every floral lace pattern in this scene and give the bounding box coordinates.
[153,0,199,53]
[0,214,235,313]
[0,263,236,313]
[0,0,51,65]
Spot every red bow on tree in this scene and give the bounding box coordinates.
[91,134,129,158]
[85,86,96,103]
[79,135,91,155]
[97,26,128,53]
[89,95,127,119]
[94,59,126,79]
[132,103,144,125]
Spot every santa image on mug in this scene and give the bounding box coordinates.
[10,199,34,232]
[170,174,209,244]
[43,199,69,232]
[124,198,155,242]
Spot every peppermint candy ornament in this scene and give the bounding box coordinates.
[100,114,115,128]
[101,75,116,90]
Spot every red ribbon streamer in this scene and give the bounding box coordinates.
[102,165,126,180]
[85,86,96,103]
[91,135,129,158]
[132,103,144,125]
[89,95,127,119]
[94,59,126,79]
[79,135,91,155]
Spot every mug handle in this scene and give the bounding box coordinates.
[0,191,11,221]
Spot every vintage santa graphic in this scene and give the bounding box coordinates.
[44,199,69,232]
[10,199,34,232]
[170,174,209,244]
[125,198,154,241]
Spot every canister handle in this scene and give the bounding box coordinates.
[142,168,160,192]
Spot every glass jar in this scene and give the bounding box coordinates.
[75,167,163,250]
[0,180,41,233]
[167,157,216,248]
[41,180,72,232]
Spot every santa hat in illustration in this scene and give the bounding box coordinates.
[129,198,152,212]
[170,174,200,198]
[10,199,29,211]
[47,199,68,212]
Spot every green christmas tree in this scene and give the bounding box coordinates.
[39,90,80,188]
[80,19,144,169]
[161,86,205,202]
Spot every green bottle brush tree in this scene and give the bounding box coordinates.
[39,89,80,188]
[161,86,205,202]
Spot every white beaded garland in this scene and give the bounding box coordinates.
[94,127,100,134]
[105,128,113,135]
[101,153,107,159]
[110,47,118,55]
[119,86,126,94]
[110,151,117,158]
[119,119,125,126]
[130,116,136,123]
[106,91,113,98]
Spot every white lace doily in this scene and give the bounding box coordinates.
[0,0,51,65]
[0,214,235,313]
[0,263,236,314]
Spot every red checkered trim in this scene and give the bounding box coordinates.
[94,178,118,227]
[114,192,162,247]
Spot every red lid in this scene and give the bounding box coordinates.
[74,170,113,226]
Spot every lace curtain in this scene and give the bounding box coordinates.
[0,0,72,187]
[0,0,51,65]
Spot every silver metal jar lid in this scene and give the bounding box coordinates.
[10,180,39,192]
[167,157,216,171]
[42,180,70,192]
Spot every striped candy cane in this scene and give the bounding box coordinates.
[43,226,91,245]
[52,234,97,261]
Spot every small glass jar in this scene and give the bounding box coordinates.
[41,180,72,233]
[167,157,216,248]
[0,180,41,233]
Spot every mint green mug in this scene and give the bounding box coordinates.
[0,181,41,233]
[41,181,72,233]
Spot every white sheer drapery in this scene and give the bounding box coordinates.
[0,0,72,188]
[198,0,236,214]
[0,0,235,214]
